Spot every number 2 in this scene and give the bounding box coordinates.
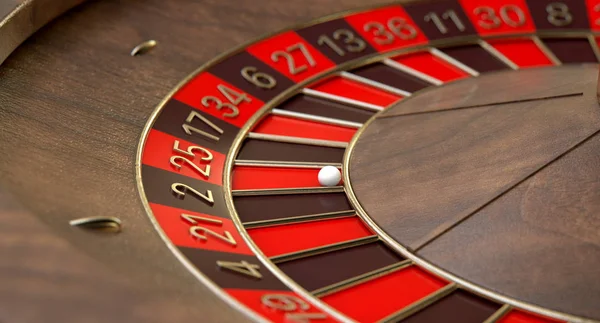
[171,183,214,205]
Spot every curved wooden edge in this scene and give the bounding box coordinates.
[0,0,85,64]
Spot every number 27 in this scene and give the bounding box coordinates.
[271,43,316,75]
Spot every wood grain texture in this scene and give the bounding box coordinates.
[379,65,592,118]
[349,65,600,320]
[0,186,200,323]
[0,0,85,64]
[419,132,600,321]
[350,65,600,250]
[0,0,391,322]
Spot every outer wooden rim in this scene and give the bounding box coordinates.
[0,2,251,323]
[0,0,84,64]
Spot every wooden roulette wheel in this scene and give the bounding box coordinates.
[1,0,599,322]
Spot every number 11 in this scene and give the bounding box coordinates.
[424,10,466,34]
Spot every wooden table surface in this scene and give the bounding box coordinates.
[0,0,390,322]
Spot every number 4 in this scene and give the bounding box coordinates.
[217,260,262,279]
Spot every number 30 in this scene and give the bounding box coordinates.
[474,5,526,29]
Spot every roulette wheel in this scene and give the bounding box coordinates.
[2,0,600,322]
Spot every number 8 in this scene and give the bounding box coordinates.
[546,2,573,27]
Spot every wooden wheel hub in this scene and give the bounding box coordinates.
[348,64,600,320]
